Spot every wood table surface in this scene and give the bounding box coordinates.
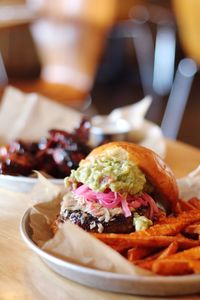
[0,140,200,300]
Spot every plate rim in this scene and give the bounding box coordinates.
[0,173,63,185]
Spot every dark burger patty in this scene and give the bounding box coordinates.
[56,208,151,233]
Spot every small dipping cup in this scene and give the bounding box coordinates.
[90,116,131,147]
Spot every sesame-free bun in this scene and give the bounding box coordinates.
[83,142,179,211]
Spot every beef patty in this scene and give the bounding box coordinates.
[53,206,153,234]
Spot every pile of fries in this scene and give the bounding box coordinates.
[93,197,200,276]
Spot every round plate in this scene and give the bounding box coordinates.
[20,208,200,296]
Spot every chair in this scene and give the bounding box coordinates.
[126,3,198,140]
[161,58,197,139]
[161,0,199,139]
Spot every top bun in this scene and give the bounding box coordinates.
[83,142,178,211]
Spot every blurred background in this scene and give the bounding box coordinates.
[0,0,199,147]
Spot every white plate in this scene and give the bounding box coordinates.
[0,174,63,192]
[20,208,200,297]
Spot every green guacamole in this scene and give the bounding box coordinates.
[65,148,146,195]
[133,213,153,231]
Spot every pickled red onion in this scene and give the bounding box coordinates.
[97,192,121,209]
[142,193,159,218]
[120,197,132,217]
[75,184,90,195]
[73,184,158,218]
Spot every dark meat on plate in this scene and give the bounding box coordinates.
[0,119,91,178]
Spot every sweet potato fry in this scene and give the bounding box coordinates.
[164,245,200,260]
[152,259,193,275]
[134,250,163,271]
[157,241,178,259]
[130,210,200,237]
[184,223,200,238]
[152,246,200,274]
[175,233,184,238]
[174,202,182,214]
[130,221,183,237]
[176,199,196,212]
[106,243,129,253]
[136,242,179,272]
[173,238,200,250]
[92,233,200,251]
[188,198,200,210]
[93,233,171,250]
[93,208,200,276]
[136,259,157,271]
[188,260,200,274]
[154,210,167,224]
[127,247,155,262]
[153,257,200,275]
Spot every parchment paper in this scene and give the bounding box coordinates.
[28,166,200,276]
[177,166,200,200]
[108,95,152,129]
[0,86,82,143]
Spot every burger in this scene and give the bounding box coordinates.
[52,142,178,234]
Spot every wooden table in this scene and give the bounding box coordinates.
[0,140,200,300]
[165,140,200,178]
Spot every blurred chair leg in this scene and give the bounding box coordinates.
[112,19,154,96]
[0,53,8,86]
[132,22,154,96]
[153,24,176,96]
[161,58,197,139]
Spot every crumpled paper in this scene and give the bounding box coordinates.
[0,86,82,143]
[177,166,200,200]
[0,87,166,157]
[42,222,150,275]
[109,96,152,129]
[28,166,200,276]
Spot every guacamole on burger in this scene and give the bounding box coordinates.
[52,142,178,234]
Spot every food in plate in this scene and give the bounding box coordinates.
[93,204,200,275]
[0,119,91,178]
[52,141,178,234]
[50,141,200,276]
